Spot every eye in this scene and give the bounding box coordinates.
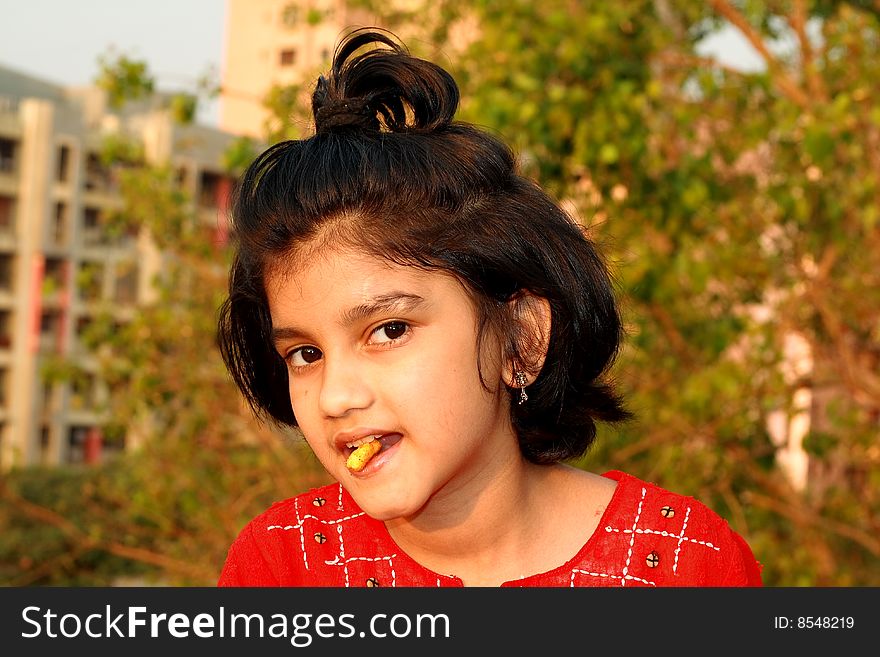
[370,321,409,344]
[288,346,322,367]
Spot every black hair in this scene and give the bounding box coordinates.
[217,28,630,464]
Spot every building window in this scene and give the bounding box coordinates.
[81,207,105,246]
[74,314,93,351]
[113,260,138,305]
[43,257,65,296]
[39,310,62,352]
[56,144,71,183]
[84,152,113,191]
[40,426,52,465]
[70,373,96,411]
[41,380,54,411]
[199,170,229,208]
[76,261,105,301]
[53,202,68,245]
[0,253,13,293]
[0,367,8,407]
[0,310,11,349]
[0,138,15,174]
[279,48,297,67]
[0,195,14,235]
[67,426,88,464]
[281,3,299,26]
[67,425,104,465]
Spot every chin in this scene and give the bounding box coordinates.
[352,487,424,522]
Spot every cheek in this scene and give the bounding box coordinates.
[290,383,317,433]
[415,335,495,420]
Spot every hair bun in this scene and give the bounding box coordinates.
[312,28,459,135]
[313,85,377,131]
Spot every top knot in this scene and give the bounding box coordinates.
[313,88,378,132]
[311,28,459,135]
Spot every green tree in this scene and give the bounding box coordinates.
[361,0,879,584]
[0,60,329,586]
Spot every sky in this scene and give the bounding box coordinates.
[0,0,227,124]
[0,0,766,129]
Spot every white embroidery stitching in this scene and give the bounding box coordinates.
[602,489,724,584]
[570,568,656,587]
[673,506,692,574]
[271,480,726,587]
[325,555,397,565]
[605,526,720,551]
[293,497,308,571]
[619,486,647,586]
[267,511,366,530]
[337,522,349,587]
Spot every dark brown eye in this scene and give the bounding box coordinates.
[383,321,408,339]
[302,347,321,362]
[372,321,408,344]
[289,346,322,366]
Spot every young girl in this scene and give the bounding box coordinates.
[216,29,762,587]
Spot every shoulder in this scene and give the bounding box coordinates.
[218,482,374,586]
[598,470,763,587]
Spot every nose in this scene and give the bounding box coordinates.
[318,353,373,418]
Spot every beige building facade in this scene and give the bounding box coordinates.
[0,65,237,470]
[220,0,378,137]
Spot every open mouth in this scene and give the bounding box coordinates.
[344,433,403,472]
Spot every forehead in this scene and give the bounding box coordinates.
[264,246,465,320]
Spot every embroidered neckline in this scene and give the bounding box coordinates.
[356,471,630,586]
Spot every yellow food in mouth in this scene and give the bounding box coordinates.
[345,439,382,472]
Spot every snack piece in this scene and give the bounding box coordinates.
[346,439,382,472]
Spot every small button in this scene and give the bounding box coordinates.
[314,532,327,544]
[313,497,326,507]
[366,577,380,587]
[646,551,660,568]
[660,506,675,518]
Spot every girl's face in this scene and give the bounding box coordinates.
[265,245,518,521]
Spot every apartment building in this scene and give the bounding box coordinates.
[0,64,237,470]
[220,0,378,136]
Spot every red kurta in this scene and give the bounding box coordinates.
[218,470,763,587]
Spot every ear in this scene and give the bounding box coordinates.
[503,292,552,386]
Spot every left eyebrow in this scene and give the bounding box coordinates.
[339,292,427,328]
[270,292,427,347]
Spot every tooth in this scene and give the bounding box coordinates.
[345,435,382,449]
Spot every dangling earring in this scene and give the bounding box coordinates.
[514,370,528,405]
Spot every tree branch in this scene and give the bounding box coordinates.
[709,0,811,108]
[788,0,826,100]
[1,483,213,583]
[802,247,880,408]
[648,302,698,366]
[745,490,880,557]
[655,50,754,79]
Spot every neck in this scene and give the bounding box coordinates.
[384,451,556,585]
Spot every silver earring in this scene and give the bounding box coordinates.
[514,370,528,405]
